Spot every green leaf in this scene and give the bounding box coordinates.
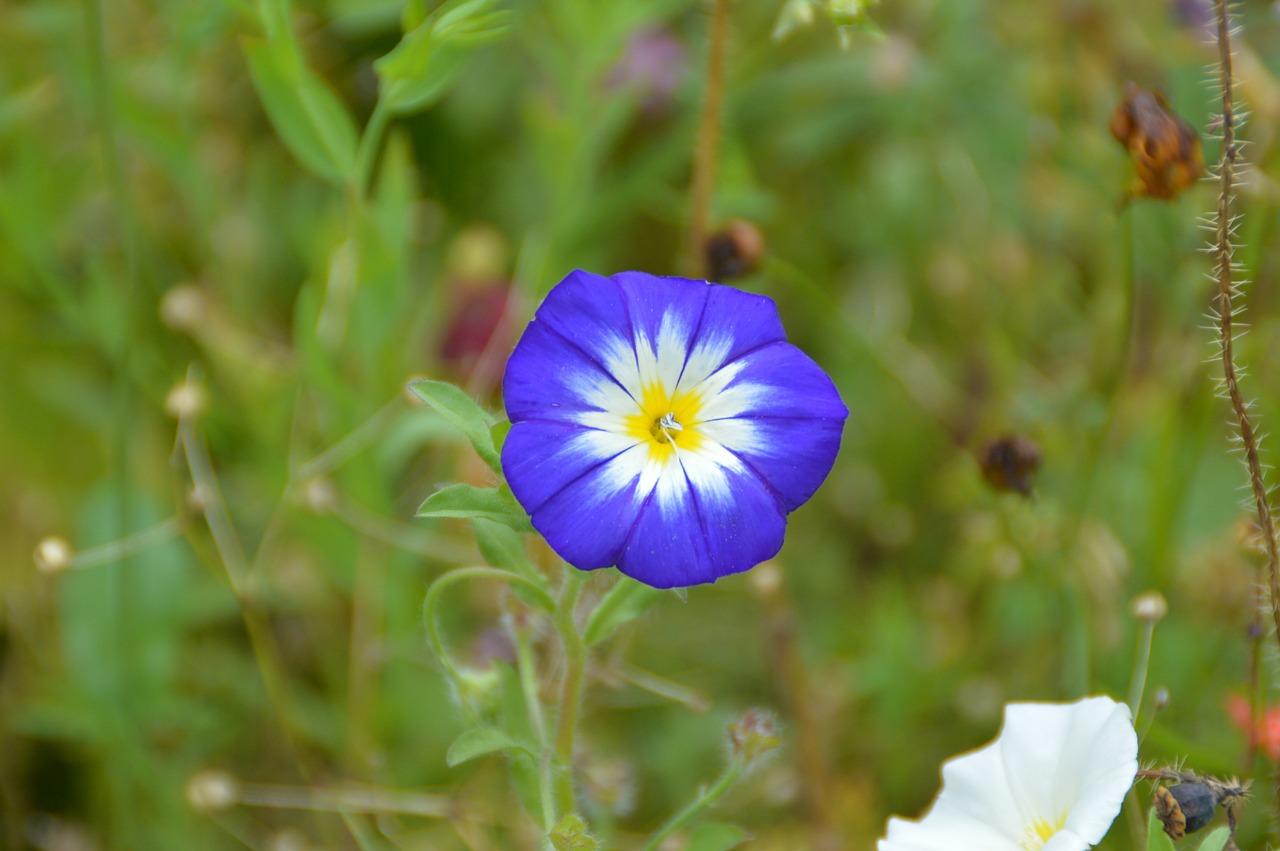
[1147,808,1176,851]
[242,37,359,184]
[408,379,501,472]
[1197,828,1231,851]
[417,484,532,532]
[445,726,529,766]
[374,0,511,116]
[685,823,752,851]
[582,574,665,646]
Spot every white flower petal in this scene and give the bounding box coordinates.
[879,697,1137,851]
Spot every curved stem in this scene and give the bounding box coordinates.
[638,761,745,851]
[422,567,556,682]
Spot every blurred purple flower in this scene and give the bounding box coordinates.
[607,27,687,114]
[500,270,847,589]
[1172,0,1213,38]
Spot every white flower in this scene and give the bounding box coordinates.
[880,696,1138,851]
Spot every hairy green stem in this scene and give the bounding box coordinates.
[685,0,731,277]
[1211,0,1280,651]
[552,569,587,816]
[639,761,745,851]
[514,628,556,833]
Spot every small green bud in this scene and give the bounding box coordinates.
[549,813,599,850]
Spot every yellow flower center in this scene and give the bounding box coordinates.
[1020,813,1067,851]
[624,381,707,462]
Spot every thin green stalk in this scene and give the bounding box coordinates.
[552,569,587,815]
[685,0,731,277]
[1063,581,1090,698]
[638,761,745,851]
[66,517,181,569]
[355,98,393,196]
[1127,620,1155,721]
[514,631,556,833]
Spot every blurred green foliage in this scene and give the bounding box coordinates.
[4,0,1280,848]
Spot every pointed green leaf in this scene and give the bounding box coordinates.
[686,823,752,851]
[1197,828,1231,851]
[417,484,532,532]
[374,0,511,116]
[408,379,501,472]
[445,726,529,766]
[242,38,359,184]
[582,574,665,646]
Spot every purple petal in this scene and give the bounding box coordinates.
[615,452,786,588]
[502,421,635,516]
[519,440,655,570]
[503,270,640,424]
[699,342,847,511]
[502,321,633,426]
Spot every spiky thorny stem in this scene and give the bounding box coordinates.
[1212,0,1280,655]
[686,0,731,278]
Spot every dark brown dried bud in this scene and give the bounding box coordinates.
[705,220,765,281]
[1153,783,1217,839]
[1110,83,1204,200]
[978,436,1041,498]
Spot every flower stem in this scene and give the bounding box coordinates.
[685,0,732,278]
[514,628,556,832]
[1127,620,1155,722]
[1211,0,1280,648]
[638,761,745,851]
[422,567,556,683]
[355,98,393,196]
[552,568,588,816]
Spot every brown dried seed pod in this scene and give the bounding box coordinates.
[704,220,765,281]
[978,435,1041,497]
[1111,82,1204,201]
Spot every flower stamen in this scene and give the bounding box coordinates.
[651,412,684,444]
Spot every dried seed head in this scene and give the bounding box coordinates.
[1111,82,1204,201]
[164,381,208,421]
[978,435,1041,497]
[185,770,239,812]
[728,707,781,766]
[705,220,766,281]
[160,285,209,331]
[748,560,783,601]
[301,479,338,514]
[1154,783,1219,839]
[1130,590,1169,623]
[34,536,73,575]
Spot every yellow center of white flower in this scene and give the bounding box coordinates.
[1020,812,1067,851]
[624,381,708,463]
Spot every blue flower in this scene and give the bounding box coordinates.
[500,270,848,589]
